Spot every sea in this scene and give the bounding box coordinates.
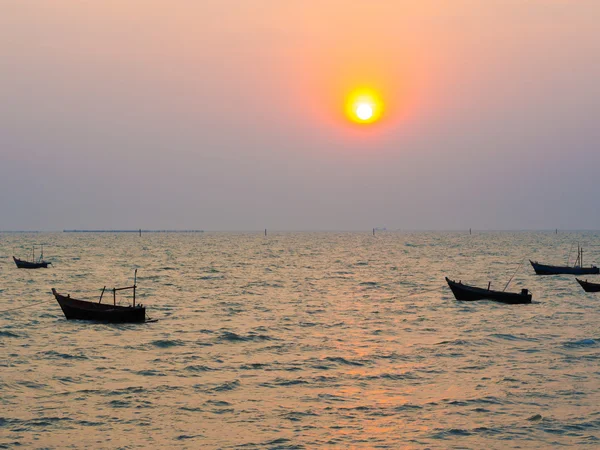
[1,231,599,449]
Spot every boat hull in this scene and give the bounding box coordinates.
[13,256,49,269]
[576,278,600,293]
[445,277,532,304]
[530,260,599,275]
[52,289,146,323]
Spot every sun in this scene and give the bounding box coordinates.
[345,88,383,124]
[356,103,373,120]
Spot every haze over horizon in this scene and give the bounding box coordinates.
[2,1,599,232]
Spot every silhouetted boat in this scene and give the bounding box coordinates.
[576,278,600,293]
[445,277,532,304]
[52,270,148,323]
[530,261,599,275]
[13,245,51,269]
[530,245,598,275]
[13,256,50,269]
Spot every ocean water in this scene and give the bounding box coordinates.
[1,231,599,449]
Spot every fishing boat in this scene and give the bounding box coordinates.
[52,270,148,323]
[13,245,51,269]
[445,277,532,304]
[530,245,598,275]
[575,278,600,293]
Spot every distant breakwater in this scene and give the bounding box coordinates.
[63,229,204,233]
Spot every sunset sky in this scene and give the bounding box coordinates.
[1,0,599,230]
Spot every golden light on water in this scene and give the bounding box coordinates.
[345,88,383,124]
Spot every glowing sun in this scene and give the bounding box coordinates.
[356,103,373,120]
[345,88,383,124]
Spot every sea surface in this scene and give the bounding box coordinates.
[1,231,599,449]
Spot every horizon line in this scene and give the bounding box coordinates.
[1,229,599,233]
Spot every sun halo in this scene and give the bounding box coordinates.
[345,88,383,124]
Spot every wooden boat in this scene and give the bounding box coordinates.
[445,277,532,304]
[13,256,50,269]
[576,278,600,293]
[530,245,598,275]
[13,245,51,269]
[52,270,147,323]
[530,261,599,275]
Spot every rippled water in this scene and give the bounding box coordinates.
[1,231,600,448]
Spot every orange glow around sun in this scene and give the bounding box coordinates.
[345,88,384,124]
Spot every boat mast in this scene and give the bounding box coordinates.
[133,269,137,307]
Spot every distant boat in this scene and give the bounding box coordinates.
[445,277,532,304]
[13,245,51,269]
[530,245,598,275]
[575,278,600,293]
[52,270,148,323]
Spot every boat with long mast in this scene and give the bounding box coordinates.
[13,245,51,269]
[530,244,599,275]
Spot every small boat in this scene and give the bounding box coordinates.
[530,245,598,275]
[13,256,50,269]
[52,270,147,323]
[13,245,51,269]
[575,278,600,293]
[445,277,532,304]
[530,261,599,275]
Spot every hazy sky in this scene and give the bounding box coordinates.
[2,0,599,231]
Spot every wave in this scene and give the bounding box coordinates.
[150,339,186,348]
[365,372,419,381]
[563,339,596,348]
[323,356,367,366]
[210,380,240,392]
[239,363,270,370]
[489,333,538,342]
[38,350,88,360]
[216,331,274,343]
[260,378,309,388]
[185,365,215,372]
[135,369,165,376]
[0,330,21,338]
